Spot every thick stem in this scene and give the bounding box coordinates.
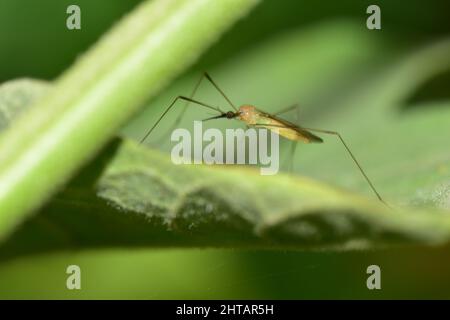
[0,0,259,240]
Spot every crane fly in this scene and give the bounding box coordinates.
[140,72,386,204]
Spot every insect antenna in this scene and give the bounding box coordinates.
[153,72,236,143]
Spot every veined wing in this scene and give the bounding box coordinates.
[262,112,323,143]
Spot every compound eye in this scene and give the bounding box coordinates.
[227,111,235,118]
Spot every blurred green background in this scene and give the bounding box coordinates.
[1,0,450,299]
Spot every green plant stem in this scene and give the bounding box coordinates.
[0,0,259,240]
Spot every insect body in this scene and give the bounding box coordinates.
[231,105,323,143]
[140,72,386,204]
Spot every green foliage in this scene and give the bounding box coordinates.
[0,0,259,241]
[1,22,450,260]
[0,0,449,299]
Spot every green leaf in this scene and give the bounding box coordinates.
[131,22,450,207]
[1,2,450,300]
[0,0,260,241]
[1,25,450,260]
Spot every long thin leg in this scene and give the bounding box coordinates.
[259,104,300,123]
[252,123,385,204]
[139,96,222,144]
[283,140,297,173]
[274,104,301,127]
[203,72,237,111]
[302,127,385,204]
[155,73,207,142]
[155,72,235,142]
[273,103,299,117]
[173,72,236,128]
[274,104,300,171]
